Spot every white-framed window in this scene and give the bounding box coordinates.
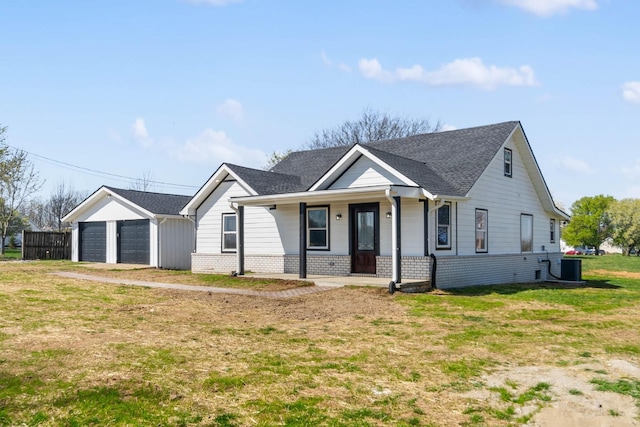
[221,213,237,252]
[504,148,513,177]
[521,214,533,252]
[436,202,451,249]
[476,209,488,253]
[307,206,329,250]
[550,218,556,243]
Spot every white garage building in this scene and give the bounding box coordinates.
[63,186,194,270]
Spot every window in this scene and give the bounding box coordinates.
[436,202,451,249]
[504,148,512,177]
[550,219,556,243]
[475,209,488,253]
[521,214,533,252]
[307,206,329,250]
[222,213,237,252]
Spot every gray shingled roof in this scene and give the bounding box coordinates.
[105,187,192,215]
[219,121,518,197]
[225,164,302,195]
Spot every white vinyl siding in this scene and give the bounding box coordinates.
[457,134,561,255]
[159,218,194,269]
[196,179,285,256]
[329,156,406,189]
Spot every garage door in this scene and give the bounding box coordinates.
[79,222,106,262]
[117,219,150,265]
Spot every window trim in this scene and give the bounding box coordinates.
[550,218,556,243]
[504,148,513,178]
[521,213,533,253]
[307,205,330,251]
[436,202,452,250]
[475,209,488,253]
[221,212,237,253]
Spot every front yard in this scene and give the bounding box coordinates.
[1,257,640,426]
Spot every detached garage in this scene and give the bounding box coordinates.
[63,186,194,269]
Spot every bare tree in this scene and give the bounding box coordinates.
[263,149,293,171]
[48,182,85,231]
[0,126,44,254]
[130,170,155,192]
[305,108,442,150]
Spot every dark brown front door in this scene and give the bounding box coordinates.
[351,203,379,274]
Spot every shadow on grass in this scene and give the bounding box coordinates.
[442,280,621,296]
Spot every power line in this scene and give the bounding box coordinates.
[9,144,200,190]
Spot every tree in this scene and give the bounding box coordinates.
[305,108,442,150]
[47,181,85,231]
[607,198,640,255]
[24,183,86,231]
[562,195,615,254]
[263,149,292,171]
[130,170,155,192]
[0,126,44,254]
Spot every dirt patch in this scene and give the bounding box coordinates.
[465,360,640,426]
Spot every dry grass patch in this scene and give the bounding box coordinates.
[2,260,640,426]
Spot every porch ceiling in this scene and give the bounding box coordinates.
[229,185,435,206]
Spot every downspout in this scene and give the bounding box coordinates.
[385,189,399,286]
[229,202,244,275]
[157,217,168,269]
[427,198,445,290]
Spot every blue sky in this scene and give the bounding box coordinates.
[1,0,638,211]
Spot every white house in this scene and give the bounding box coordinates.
[63,186,194,270]
[180,121,570,289]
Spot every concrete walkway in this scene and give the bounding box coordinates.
[52,272,339,298]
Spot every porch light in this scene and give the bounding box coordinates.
[335,213,342,220]
[386,211,392,219]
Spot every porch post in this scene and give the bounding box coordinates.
[237,205,245,275]
[299,202,307,279]
[394,196,402,284]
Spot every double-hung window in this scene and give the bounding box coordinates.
[221,213,237,252]
[307,206,329,250]
[436,203,451,249]
[550,219,556,243]
[475,209,488,253]
[521,214,533,252]
[504,148,513,177]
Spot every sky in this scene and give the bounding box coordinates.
[1,0,639,212]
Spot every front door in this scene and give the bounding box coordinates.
[350,203,379,274]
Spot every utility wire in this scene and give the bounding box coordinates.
[9,144,200,190]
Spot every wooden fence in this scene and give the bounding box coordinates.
[21,231,71,260]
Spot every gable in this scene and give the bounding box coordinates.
[328,156,407,190]
[70,194,149,222]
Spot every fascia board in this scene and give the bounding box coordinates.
[179,164,258,216]
[308,145,418,191]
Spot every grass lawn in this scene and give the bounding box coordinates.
[1,256,640,426]
[0,248,21,260]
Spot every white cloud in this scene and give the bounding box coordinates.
[439,124,458,132]
[358,57,538,89]
[174,129,265,167]
[557,155,593,174]
[181,0,243,6]
[320,50,332,66]
[622,81,640,104]
[338,63,352,73]
[132,118,153,148]
[495,0,598,16]
[216,99,244,122]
